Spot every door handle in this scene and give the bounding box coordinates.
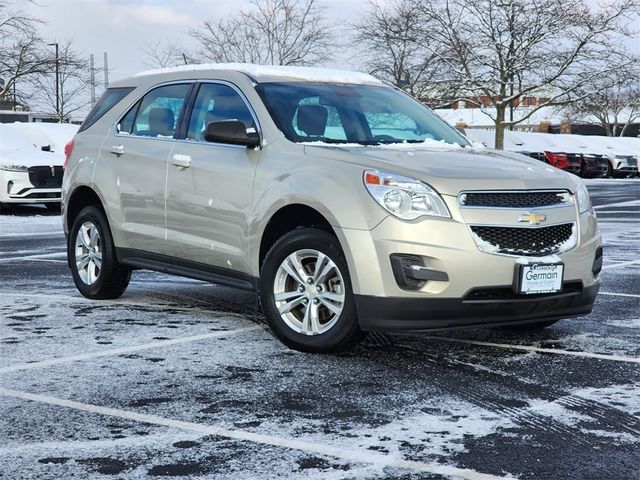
[171,154,192,169]
[110,145,125,156]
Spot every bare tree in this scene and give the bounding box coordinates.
[353,1,453,100]
[189,0,333,66]
[0,1,48,103]
[567,60,640,136]
[141,40,188,69]
[415,0,640,149]
[29,41,91,121]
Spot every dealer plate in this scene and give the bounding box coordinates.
[518,263,564,295]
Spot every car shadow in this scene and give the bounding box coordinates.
[0,204,60,217]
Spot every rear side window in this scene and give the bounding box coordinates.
[78,87,134,132]
[117,84,191,139]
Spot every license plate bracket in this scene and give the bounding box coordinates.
[514,262,564,295]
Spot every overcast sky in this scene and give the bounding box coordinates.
[22,0,369,83]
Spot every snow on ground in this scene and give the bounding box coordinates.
[0,213,63,237]
[0,181,638,479]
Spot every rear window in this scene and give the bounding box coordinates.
[78,87,135,132]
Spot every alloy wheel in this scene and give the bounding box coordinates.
[74,221,102,285]
[273,249,345,336]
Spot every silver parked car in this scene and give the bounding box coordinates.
[62,64,601,352]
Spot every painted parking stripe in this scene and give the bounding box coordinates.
[0,387,510,480]
[599,291,640,298]
[426,337,640,364]
[0,231,64,240]
[0,292,241,317]
[0,251,67,263]
[0,326,262,374]
[601,259,640,271]
[594,199,640,210]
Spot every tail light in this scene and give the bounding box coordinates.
[544,151,568,169]
[63,139,75,169]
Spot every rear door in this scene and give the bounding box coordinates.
[108,82,192,254]
[165,82,261,276]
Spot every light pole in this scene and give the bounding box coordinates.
[47,42,59,121]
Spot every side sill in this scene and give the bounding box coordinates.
[116,248,258,291]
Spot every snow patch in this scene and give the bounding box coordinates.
[134,63,383,85]
[0,214,63,236]
[301,138,463,150]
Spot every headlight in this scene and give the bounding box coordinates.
[575,180,592,213]
[364,170,450,220]
[0,164,28,172]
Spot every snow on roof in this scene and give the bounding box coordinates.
[134,63,383,85]
[6,122,78,152]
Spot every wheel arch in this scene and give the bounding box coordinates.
[65,185,105,233]
[258,203,339,270]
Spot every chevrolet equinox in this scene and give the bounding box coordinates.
[62,64,602,352]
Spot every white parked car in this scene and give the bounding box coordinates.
[0,123,77,211]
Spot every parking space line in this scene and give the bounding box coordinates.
[0,231,64,240]
[0,387,509,479]
[425,337,640,364]
[15,258,67,263]
[594,199,640,210]
[0,326,262,374]
[601,259,640,271]
[0,292,244,317]
[600,292,640,298]
[0,252,67,263]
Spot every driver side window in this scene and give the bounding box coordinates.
[187,83,256,142]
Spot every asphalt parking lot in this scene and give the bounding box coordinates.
[1,179,639,480]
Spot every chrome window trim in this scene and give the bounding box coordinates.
[457,189,574,210]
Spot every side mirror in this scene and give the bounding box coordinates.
[204,120,260,148]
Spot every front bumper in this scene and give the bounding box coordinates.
[611,156,638,176]
[0,170,61,203]
[336,200,601,330]
[355,282,599,331]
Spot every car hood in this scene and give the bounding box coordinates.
[0,147,62,168]
[303,144,576,195]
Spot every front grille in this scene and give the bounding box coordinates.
[24,192,60,199]
[470,223,575,256]
[460,191,568,208]
[28,166,63,188]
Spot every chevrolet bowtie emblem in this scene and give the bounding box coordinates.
[518,212,547,225]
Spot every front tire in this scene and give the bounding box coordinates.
[260,228,366,353]
[68,206,131,299]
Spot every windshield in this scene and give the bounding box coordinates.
[255,82,469,147]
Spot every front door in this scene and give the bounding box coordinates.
[165,82,261,275]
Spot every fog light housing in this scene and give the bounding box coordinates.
[390,254,449,291]
[592,246,603,277]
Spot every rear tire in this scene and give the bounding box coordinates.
[68,206,131,299]
[259,228,366,353]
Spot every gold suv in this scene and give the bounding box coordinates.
[62,64,601,352]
